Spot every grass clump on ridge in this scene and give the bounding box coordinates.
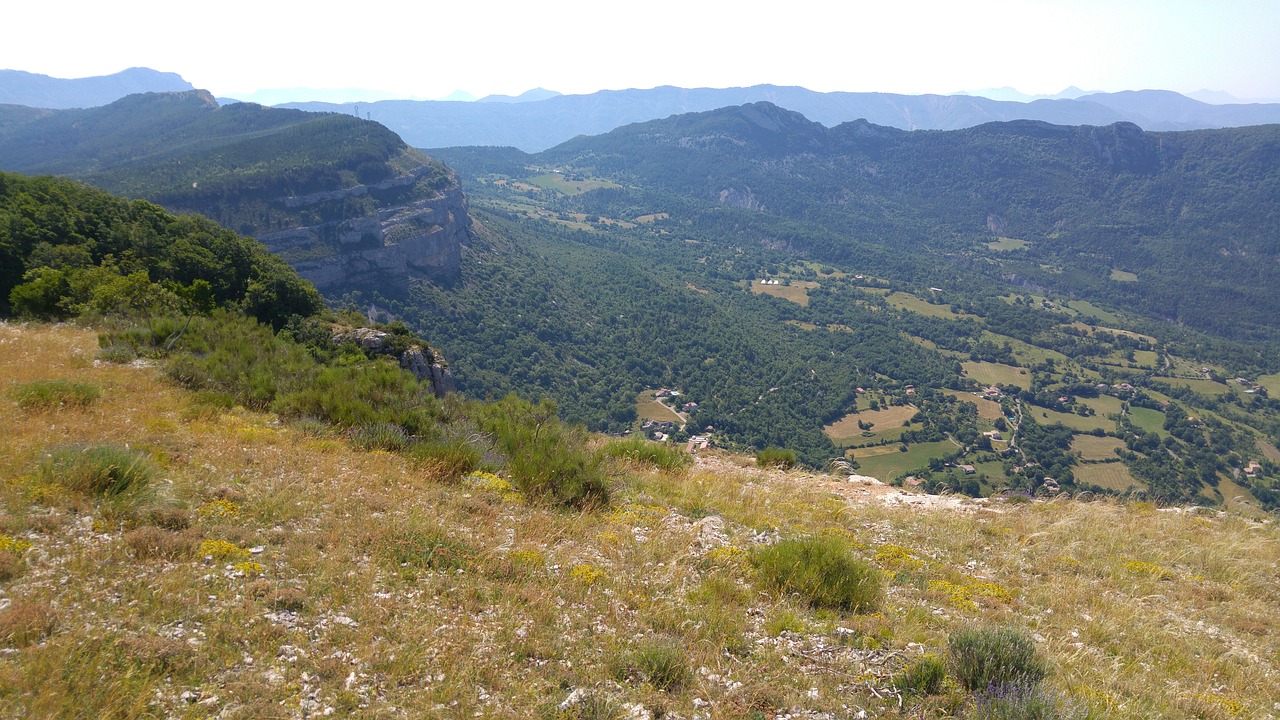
[36,444,156,501]
[753,536,883,612]
[9,379,100,410]
[598,435,691,471]
[756,446,797,469]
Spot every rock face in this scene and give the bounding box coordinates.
[331,327,455,398]
[257,165,472,294]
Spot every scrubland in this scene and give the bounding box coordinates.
[2,323,1278,719]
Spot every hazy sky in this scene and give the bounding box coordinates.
[5,0,1279,101]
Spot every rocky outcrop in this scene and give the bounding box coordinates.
[331,327,454,398]
[257,165,472,294]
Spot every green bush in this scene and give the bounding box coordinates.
[37,444,156,500]
[476,395,608,508]
[948,625,1048,692]
[756,447,797,469]
[598,435,691,471]
[9,380,100,410]
[897,653,948,696]
[385,525,475,574]
[614,638,692,692]
[753,536,883,612]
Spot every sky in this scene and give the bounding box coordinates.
[4,0,1280,102]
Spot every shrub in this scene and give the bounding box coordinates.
[964,685,1078,720]
[0,601,58,647]
[753,536,883,612]
[948,625,1048,692]
[599,435,691,471]
[9,380,100,410]
[476,395,608,508]
[615,638,692,692]
[756,447,797,469]
[897,654,947,696]
[36,444,156,500]
[124,527,199,560]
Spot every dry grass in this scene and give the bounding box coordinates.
[1075,462,1142,492]
[1072,435,1126,461]
[963,361,1032,390]
[751,280,819,306]
[946,391,1005,420]
[2,322,1279,719]
[824,405,917,443]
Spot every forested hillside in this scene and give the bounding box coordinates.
[411,105,1280,507]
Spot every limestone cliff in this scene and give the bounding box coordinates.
[257,164,472,294]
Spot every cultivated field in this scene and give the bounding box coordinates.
[986,237,1028,251]
[635,391,684,423]
[850,440,956,480]
[1072,435,1126,461]
[886,292,970,319]
[824,405,917,445]
[1032,406,1114,433]
[1110,268,1139,282]
[1075,462,1141,492]
[751,280,819,306]
[526,173,621,195]
[962,361,1031,390]
[945,391,1004,420]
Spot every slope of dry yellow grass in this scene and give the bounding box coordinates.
[1,322,1278,719]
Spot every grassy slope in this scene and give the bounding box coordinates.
[2,323,1278,718]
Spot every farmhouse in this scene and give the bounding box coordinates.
[959,464,976,474]
[983,430,1003,441]
[1245,461,1262,477]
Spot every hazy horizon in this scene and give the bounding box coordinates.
[3,0,1278,104]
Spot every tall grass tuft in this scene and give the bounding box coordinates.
[36,444,156,500]
[948,625,1048,693]
[476,395,608,508]
[598,435,691,471]
[613,637,692,692]
[753,536,883,612]
[9,380,100,410]
[756,447,797,469]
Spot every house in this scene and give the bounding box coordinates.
[983,430,1003,441]
[682,402,699,412]
[1043,477,1060,491]
[983,385,1003,399]
[1245,461,1262,477]
[686,436,710,453]
[905,385,916,397]
[1057,396,1069,404]
[904,476,923,488]
[959,464,976,474]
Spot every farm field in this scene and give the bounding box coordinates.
[945,391,1004,420]
[983,331,1074,368]
[526,173,621,195]
[1073,434,1126,461]
[987,237,1028,251]
[1128,407,1167,435]
[752,280,819,306]
[962,361,1031,389]
[1110,268,1139,282]
[1030,406,1114,433]
[1256,373,1280,395]
[633,212,669,223]
[635,391,684,424]
[1258,439,1280,463]
[824,405,917,445]
[1080,395,1124,418]
[850,440,956,480]
[1076,462,1141,492]
[886,292,973,319]
[1151,377,1234,396]
[1066,299,1122,325]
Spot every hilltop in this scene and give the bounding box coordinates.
[0,91,473,293]
[0,67,192,109]
[1,321,1278,718]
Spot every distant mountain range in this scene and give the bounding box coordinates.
[283,85,1280,152]
[0,67,192,109]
